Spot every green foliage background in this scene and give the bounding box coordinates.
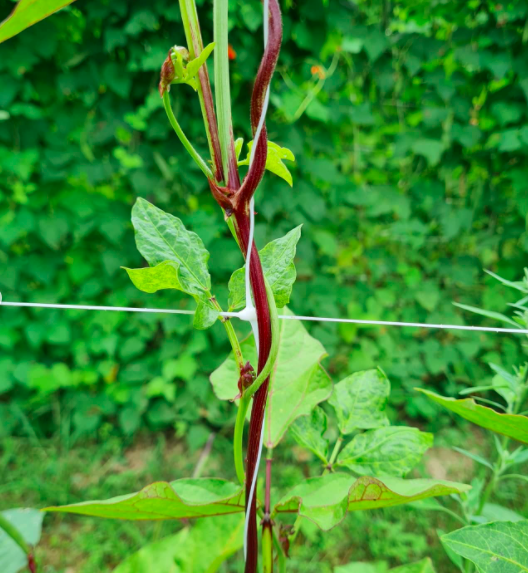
[0,0,527,440]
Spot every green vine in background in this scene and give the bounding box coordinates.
[213,0,235,183]
[162,92,213,179]
[0,0,526,443]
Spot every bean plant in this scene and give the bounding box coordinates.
[1,1,528,573]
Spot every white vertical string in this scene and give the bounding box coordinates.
[242,0,270,561]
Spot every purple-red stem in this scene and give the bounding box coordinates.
[200,1,282,570]
[233,208,272,573]
[265,458,272,515]
[234,0,282,208]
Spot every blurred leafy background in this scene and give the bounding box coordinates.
[0,0,528,570]
[1,0,527,438]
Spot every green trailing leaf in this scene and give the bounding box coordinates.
[185,42,216,80]
[238,140,296,186]
[123,261,182,293]
[290,407,330,464]
[442,521,528,572]
[418,389,528,444]
[45,478,245,520]
[0,509,43,573]
[114,514,243,573]
[193,296,220,330]
[329,369,390,434]
[131,198,212,297]
[228,226,302,310]
[336,427,433,477]
[0,0,75,44]
[453,302,522,328]
[210,307,332,448]
[273,473,470,531]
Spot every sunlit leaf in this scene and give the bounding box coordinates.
[0,0,75,44]
[274,473,470,531]
[329,369,390,434]
[442,521,528,572]
[45,478,245,520]
[418,389,528,444]
[336,427,433,477]
[228,226,302,310]
[131,198,211,297]
[123,261,182,293]
[290,407,330,464]
[238,141,296,186]
[210,308,332,448]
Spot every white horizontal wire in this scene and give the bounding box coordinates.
[1,298,527,334]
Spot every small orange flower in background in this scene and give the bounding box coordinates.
[228,44,236,60]
[311,65,325,79]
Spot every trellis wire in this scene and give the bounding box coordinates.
[1,297,527,334]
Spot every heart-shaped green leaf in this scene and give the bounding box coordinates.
[336,427,433,477]
[131,198,211,297]
[44,478,245,520]
[330,369,390,434]
[290,406,330,464]
[274,473,470,531]
[238,140,296,186]
[114,514,243,573]
[418,389,528,444]
[0,0,76,44]
[210,308,332,448]
[441,521,528,572]
[0,509,43,573]
[228,226,302,310]
[123,261,182,293]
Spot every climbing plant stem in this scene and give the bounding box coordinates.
[162,92,213,179]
